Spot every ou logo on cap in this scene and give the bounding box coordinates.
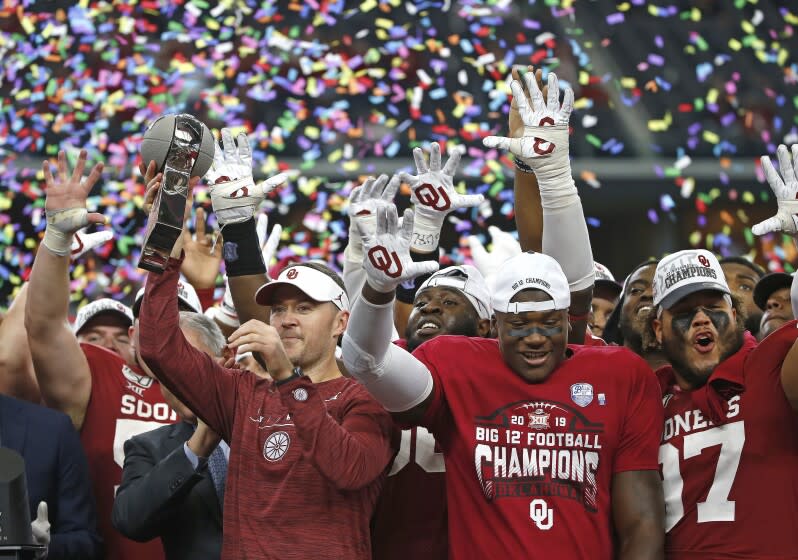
[698,254,711,267]
[286,268,298,279]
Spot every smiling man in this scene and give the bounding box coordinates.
[644,248,798,558]
[343,212,665,559]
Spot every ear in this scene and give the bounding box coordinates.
[128,325,135,340]
[476,318,492,338]
[653,317,663,345]
[333,310,350,338]
[222,344,234,362]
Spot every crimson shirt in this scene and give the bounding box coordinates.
[80,343,176,560]
[139,260,394,560]
[413,335,662,559]
[658,322,798,559]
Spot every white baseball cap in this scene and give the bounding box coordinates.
[490,252,571,314]
[417,265,492,320]
[653,249,730,310]
[132,278,203,317]
[594,262,615,282]
[255,265,350,311]
[73,299,134,334]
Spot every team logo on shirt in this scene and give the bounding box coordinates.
[570,383,594,407]
[121,365,154,390]
[263,431,291,462]
[473,399,604,514]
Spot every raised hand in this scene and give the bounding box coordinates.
[483,71,573,182]
[256,213,283,271]
[467,226,522,285]
[227,319,293,381]
[752,144,798,236]
[31,501,50,559]
[41,149,106,256]
[206,128,293,226]
[180,207,222,289]
[357,204,439,293]
[349,174,401,237]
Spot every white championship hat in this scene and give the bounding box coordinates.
[490,252,571,314]
[132,278,203,317]
[652,249,730,310]
[417,265,492,320]
[73,299,134,334]
[255,265,350,311]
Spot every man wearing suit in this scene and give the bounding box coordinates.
[112,312,228,560]
[0,393,102,559]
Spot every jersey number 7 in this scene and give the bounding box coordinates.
[659,421,745,532]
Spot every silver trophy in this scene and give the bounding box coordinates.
[138,114,210,273]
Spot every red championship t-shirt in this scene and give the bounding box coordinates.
[80,343,177,560]
[413,335,662,559]
[658,322,798,559]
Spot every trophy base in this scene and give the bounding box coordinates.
[138,222,183,273]
[0,545,48,560]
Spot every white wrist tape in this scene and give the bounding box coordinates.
[410,212,443,252]
[542,200,595,292]
[43,208,88,256]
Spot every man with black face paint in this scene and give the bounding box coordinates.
[649,245,798,558]
[344,233,665,557]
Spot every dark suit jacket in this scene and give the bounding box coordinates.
[0,394,102,559]
[112,421,222,560]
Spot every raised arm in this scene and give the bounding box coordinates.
[0,285,39,402]
[206,129,290,325]
[484,69,594,344]
[342,204,440,424]
[751,144,798,409]
[24,150,105,428]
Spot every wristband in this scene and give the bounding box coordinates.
[275,366,305,386]
[568,312,590,323]
[221,218,266,277]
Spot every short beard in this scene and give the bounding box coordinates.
[664,323,745,390]
[619,313,645,355]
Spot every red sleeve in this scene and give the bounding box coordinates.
[278,378,394,490]
[194,286,216,312]
[613,357,663,473]
[138,256,244,442]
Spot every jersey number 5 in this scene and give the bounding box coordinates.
[659,421,745,532]
[389,427,445,475]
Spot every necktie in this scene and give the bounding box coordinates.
[207,444,227,507]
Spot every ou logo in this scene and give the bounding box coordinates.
[414,183,452,212]
[533,116,556,156]
[697,254,711,267]
[530,499,554,530]
[367,246,403,278]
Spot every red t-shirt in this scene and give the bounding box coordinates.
[413,335,662,558]
[657,322,798,559]
[140,261,395,560]
[80,343,176,560]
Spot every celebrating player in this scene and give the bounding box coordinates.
[343,70,664,558]
[136,130,395,559]
[645,144,798,558]
[24,150,196,560]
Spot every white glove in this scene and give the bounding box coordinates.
[752,144,798,236]
[399,143,483,252]
[206,276,240,328]
[70,227,114,259]
[345,175,400,263]
[467,225,521,285]
[256,213,282,270]
[31,501,50,559]
[206,129,292,226]
[483,72,576,208]
[356,205,440,293]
